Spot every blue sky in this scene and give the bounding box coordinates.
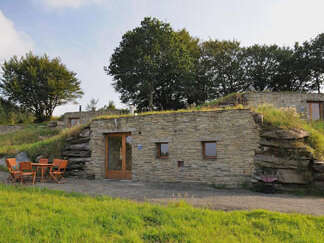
[0,0,324,115]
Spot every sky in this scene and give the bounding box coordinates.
[0,0,324,115]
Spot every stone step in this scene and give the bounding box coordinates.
[64,143,90,151]
[62,150,91,157]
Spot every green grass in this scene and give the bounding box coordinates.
[0,184,323,243]
[93,105,246,122]
[255,104,324,160]
[0,125,60,147]
[203,92,246,107]
[311,121,324,133]
[0,124,87,160]
[0,165,8,172]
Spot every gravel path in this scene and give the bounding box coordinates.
[2,172,324,216]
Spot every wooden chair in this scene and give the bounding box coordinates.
[52,159,61,167]
[49,159,68,184]
[6,158,21,183]
[37,158,49,179]
[19,162,36,184]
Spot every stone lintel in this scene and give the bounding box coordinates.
[198,137,222,142]
[102,129,136,134]
[151,139,170,143]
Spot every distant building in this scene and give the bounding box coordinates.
[243,92,324,121]
[217,92,324,121]
[63,110,127,128]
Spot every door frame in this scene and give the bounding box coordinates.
[105,132,132,180]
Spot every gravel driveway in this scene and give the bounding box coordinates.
[1,172,324,216]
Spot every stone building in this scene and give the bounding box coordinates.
[85,109,260,187]
[243,92,324,121]
[63,110,125,128]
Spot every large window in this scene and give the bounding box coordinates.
[202,141,217,159]
[308,102,324,121]
[157,143,168,159]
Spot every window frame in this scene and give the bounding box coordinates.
[308,101,324,121]
[69,117,81,127]
[156,142,169,159]
[202,141,217,159]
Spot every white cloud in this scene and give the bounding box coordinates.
[0,10,33,62]
[41,0,104,8]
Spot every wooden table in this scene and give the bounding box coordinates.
[31,163,53,182]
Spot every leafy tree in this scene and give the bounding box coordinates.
[243,44,284,91]
[307,34,324,93]
[0,52,83,122]
[86,98,99,111]
[200,40,247,99]
[106,100,116,110]
[279,42,313,92]
[99,100,116,111]
[106,17,194,111]
[177,29,208,105]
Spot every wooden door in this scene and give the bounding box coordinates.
[105,133,132,179]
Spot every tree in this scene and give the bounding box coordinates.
[200,40,247,99]
[106,17,194,111]
[99,100,116,111]
[177,29,208,105]
[243,44,284,91]
[307,34,324,93]
[0,52,83,122]
[86,98,99,111]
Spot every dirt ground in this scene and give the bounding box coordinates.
[1,171,324,216]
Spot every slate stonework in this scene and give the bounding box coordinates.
[89,110,260,187]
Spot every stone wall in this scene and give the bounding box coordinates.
[243,92,324,119]
[62,126,92,178]
[0,125,24,135]
[63,110,126,128]
[253,128,313,187]
[89,110,260,187]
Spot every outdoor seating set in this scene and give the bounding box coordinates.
[6,158,68,184]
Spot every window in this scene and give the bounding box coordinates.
[308,102,324,121]
[177,161,184,168]
[157,143,168,159]
[202,141,217,159]
[69,118,80,127]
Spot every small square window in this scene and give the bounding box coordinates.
[202,141,217,159]
[178,161,184,168]
[157,143,168,159]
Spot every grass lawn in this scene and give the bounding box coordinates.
[0,185,323,242]
[0,125,60,147]
[0,124,85,160]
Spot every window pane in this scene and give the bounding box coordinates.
[312,103,320,121]
[108,136,122,170]
[70,118,80,126]
[160,143,168,157]
[205,142,216,157]
[126,136,132,170]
